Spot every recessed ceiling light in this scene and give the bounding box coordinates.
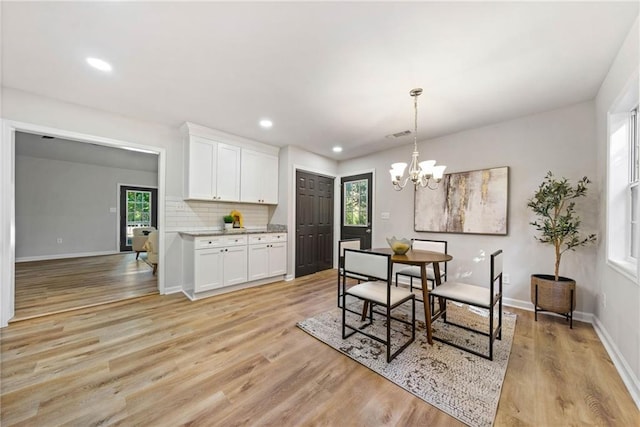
[332,146,343,153]
[86,57,112,72]
[259,119,273,128]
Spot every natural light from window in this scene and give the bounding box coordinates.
[607,97,639,282]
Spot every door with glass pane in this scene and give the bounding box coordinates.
[119,186,158,252]
[341,173,372,249]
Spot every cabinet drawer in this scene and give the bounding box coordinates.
[268,233,287,243]
[195,236,224,249]
[223,235,248,246]
[248,234,270,244]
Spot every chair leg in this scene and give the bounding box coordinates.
[152,264,157,275]
[361,301,369,321]
[136,251,140,260]
[489,305,494,361]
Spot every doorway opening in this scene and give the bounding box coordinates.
[3,124,165,325]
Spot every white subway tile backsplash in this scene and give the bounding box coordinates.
[164,197,270,232]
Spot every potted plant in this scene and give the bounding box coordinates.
[223,215,234,231]
[527,171,596,327]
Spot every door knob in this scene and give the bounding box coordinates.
[366,229,371,233]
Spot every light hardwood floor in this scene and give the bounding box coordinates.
[13,253,158,322]
[1,270,638,426]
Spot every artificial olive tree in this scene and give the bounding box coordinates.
[527,171,597,281]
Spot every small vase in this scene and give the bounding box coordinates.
[224,223,232,231]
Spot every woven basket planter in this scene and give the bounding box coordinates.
[530,274,576,328]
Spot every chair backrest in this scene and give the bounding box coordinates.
[412,239,446,253]
[147,231,159,254]
[338,238,361,270]
[133,226,156,237]
[412,239,448,277]
[343,249,390,282]
[490,249,503,294]
[339,238,361,256]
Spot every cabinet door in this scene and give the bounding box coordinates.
[223,245,248,286]
[261,154,279,204]
[268,242,287,276]
[248,243,269,281]
[240,149,262,203]
[194,248,224,292]
[216,143,241,201]
[187,136,215,199]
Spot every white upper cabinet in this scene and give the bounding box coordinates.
[240,149,279,204]
[182,122,279,204]
[216,142,241,201]
[184,135,240,201]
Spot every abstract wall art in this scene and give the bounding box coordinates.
[414,166,508,235]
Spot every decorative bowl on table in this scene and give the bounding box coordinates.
[386,236,411,255]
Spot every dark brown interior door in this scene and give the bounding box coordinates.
[295,170,334,277]
[341,172,373,249]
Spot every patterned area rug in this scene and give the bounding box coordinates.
[297,302,516,427]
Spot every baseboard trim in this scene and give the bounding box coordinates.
[16,250,121,263]
[592,316,640,409]
[162,285,183,295]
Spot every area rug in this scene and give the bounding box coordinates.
[297,302,516,427]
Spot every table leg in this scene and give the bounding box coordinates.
[421,263,433,345]
[432,262,445,313]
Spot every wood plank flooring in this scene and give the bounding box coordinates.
[13,253,158,321]
[1,270,638,426]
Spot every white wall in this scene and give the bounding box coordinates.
[339,101,598,314]
[15,154,157,259]
[594,17,639,405]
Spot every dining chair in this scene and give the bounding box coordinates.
[429,249,503,360]
[395,239,448,292]
[342,249,415,362]
[337,238,368,307]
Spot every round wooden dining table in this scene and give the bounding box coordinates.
[371,248,453,345]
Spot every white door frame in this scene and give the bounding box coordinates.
[0,119,167,327]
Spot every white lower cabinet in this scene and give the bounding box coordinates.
[184,232,286,297]
[222,245,248,286]
[186,234,248,293]
[194,247,223,292]
[248,233,287,280]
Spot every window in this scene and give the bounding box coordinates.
[608,99,639,281]
[343,179,369,226]
[630,108,639,259]
[126,189,153,246]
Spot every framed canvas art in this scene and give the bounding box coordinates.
[414,166,508,235]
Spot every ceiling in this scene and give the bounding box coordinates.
[15,131,159,173]
[2,2,638,160]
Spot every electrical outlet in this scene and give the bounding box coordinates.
[57,238,63,244]
[503,274,510,284]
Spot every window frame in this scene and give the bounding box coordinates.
[629,107,639,260]
[607,99,639,283]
